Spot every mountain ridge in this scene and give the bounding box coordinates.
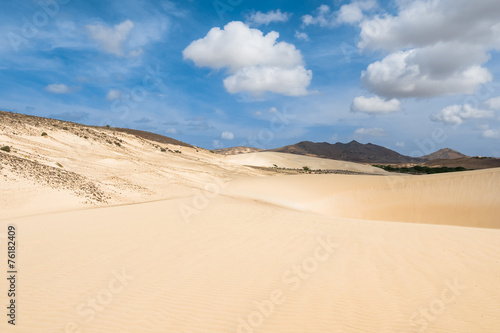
[268,140,419,164]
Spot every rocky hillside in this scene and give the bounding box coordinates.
[268,140,419,164]
[419,148,468,161]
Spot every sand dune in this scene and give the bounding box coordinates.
[1,190,500,332]
[224,151,387,174]
[1,114,500,332]
[224,168,500,228]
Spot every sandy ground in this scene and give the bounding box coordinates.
[1,115,500,332]
[224,151,388,174]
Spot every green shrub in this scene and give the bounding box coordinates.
[303,166,311,172]
[0,146,10,152]
[62,126,69,130]
[41,132,48,136]
[160,148,167,152]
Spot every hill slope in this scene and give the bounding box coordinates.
[214,146,263,155]
[420,148,468,161]
[269,140,418,164]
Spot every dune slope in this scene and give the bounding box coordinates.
[225,151,387,174]
[1,193,499,332]
[224,168,500,228]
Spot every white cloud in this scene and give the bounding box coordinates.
[268,107,278,113]
[361,48,492,98]
[221,131,234,140]
[106,89,122,101]
[294,31,310,41]
[44,84,76,94]
[354,127,387,137]
[183,21,302,71]
[183,21,312,96]
[86,20,135,56]
[223,66,312,96]
[246,10,290,26]
[396,141,405,147]
[431,104,494,125]
[351,96,401,114]
[302,1,375,27]
[359,0,499,98]
[338,0,376,24]
[485,97,500,110]
[302,5,331,27]
[483,128,500,139]
[359,0,500,51]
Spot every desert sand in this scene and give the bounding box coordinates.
[1,113,500,332]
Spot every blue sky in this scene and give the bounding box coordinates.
[1,0,500,156]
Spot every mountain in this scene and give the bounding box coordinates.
[419,148,468,161]
[423,156,500,170]
[268,140,419,164]
[214,146,263,155]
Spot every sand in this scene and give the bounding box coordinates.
[1,118,500,332]
[224,151,388,174]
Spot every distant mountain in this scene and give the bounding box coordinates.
[419,148,468,161]
[214,146,263,155]
[268,140,419,164]
[423,157,500,170]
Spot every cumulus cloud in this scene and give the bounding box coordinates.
[294,31,310,41]
[183,21,312,96]
[246,10,290,26]
[338,0,376,24]
[359,0,500,51]
[87,20,135,56]
[302,1,375,27]
[485,97,500,110]
[183,21,302,71]
[106,89,122,101]
[223,66,312,96]
[354,127,387,137]
[359,0,499,98]
[361,46,492,98]
[221,131,234,140]
[44,84,76,94]
[351,96,401,114]
[430,104,494,125]
[302,5,331,27]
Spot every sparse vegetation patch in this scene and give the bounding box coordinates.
[372,165,468,174]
